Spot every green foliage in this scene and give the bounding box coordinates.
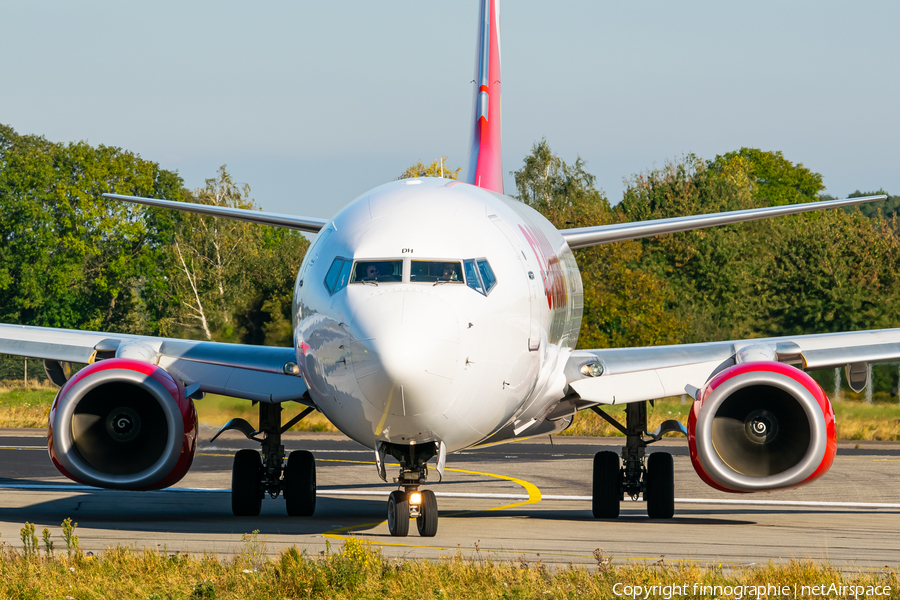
[0,127,307,345]
[20,522,37,559]
[397,156,460,180]
[710,147,824,206]
[0,355,47,383]
[61,518,79,558]
[0,543,895,600]
[619,148,900,343]
[843,189,900,220]
[41,528,53,557]
[512,142,900,349]
[512,140,686,348]
[165,166,308,343]
[0,123,182,335]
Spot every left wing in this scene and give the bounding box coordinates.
[0,324,308,404]
[560,194,886,249]
[566,328,900,405]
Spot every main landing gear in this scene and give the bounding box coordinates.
[589,401,685,520]
[378,442,441,537]
[211,402,317,517]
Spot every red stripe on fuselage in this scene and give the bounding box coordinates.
[520,224,567,311]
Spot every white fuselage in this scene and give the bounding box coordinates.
[293,178,583,452]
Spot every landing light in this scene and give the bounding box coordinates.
[283,361,301,376]
[409,492,422,505]
[581,362,604,378]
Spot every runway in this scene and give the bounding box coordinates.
[0,427,898,568]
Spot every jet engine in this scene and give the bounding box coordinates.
[688,361,836,493]
[47,358,198,490]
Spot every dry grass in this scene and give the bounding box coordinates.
[0,381,57,428]
[561,398,694,438]
[1,381,897,440]
[196,395,339,433]
[562,396,900,441]
[0,380,339,433]
[0,530,897,600]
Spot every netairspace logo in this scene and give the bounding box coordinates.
[612,582,893,599]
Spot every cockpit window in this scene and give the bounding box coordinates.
[351,260,403,284]
[411,261,463,283]
[324,257,353,295]
[463,260,483,294]
[477,259,497,293]
[463,258,497,295]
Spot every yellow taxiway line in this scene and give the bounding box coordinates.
[320,459,541,549]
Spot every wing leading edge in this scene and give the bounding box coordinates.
[102,193,328,234]
[566,328,900,406]
[560,194,887,250]
[0,324,308,405]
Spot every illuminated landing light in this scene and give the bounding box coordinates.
[581,363,604,377]
[409,491,422,505]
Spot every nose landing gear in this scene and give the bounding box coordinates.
[380,442,440,537]
[212,401,318,517]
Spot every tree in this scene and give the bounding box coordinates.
[397,157,460,180]
[711,148,824,206]
[165,166,308,343]
[0,124,182,334]
[840,190,900,221]
[619,149,900,342]
[511,140,686,349]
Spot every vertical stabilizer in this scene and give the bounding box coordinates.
[465,0,503,194]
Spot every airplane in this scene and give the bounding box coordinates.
[0,0,894,539]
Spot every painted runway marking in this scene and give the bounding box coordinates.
[319,460,542,549]
[0,483,897,510]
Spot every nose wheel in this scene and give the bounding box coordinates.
[387,491,410,537]
[387,488,438,537]
[380,442,441,537]
[416,489,438,536]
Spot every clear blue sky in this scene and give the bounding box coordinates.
[4,1,898,217]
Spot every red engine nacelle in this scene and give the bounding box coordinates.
[688,361,836,493]
[47,358,198,491]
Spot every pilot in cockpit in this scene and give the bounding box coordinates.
[440,265,459,281]
[364,264,380,280]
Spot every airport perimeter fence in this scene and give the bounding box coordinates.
[0,354,49,385]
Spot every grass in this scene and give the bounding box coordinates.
[1,525,898,599]
[561,395,900,441]
[0,379,339,433]
[2,380,898,440]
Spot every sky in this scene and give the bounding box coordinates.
[4,1,899,218]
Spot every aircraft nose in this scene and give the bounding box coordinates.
[349,291,460,416]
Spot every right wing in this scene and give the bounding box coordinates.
[0,324,308,404]
[102,193,328,234]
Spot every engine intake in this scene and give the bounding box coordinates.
[48,358,198,490]
[688,361,836,493]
